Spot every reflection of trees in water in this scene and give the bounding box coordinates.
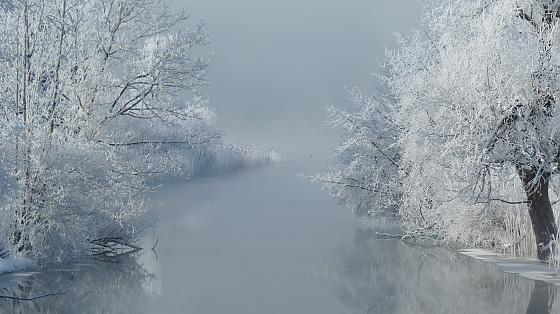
[526,281,557,314]
[0,254,155,314]
[327,229,560,314]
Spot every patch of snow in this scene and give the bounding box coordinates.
[0,255,35,275]
[461,249,560,286]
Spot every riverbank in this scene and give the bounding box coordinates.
[462,249,560,286]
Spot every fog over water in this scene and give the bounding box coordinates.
[0,165,557,313]
[171,0,423,169]
[2,1,558,313]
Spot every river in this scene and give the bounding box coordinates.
[0,163,558,313]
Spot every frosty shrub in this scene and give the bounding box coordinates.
[0,0,218,264]
[319,0,560,262]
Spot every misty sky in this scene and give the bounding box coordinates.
[172,0,423,166]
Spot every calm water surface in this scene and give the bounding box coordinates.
[0,164,558,314]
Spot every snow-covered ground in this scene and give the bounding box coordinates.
[462,249,560,286]
[0,255,34,275]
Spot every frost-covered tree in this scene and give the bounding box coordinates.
[0,0,214,263]
[321,0,560,261]
[318,88,402,220]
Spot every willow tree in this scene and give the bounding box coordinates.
[322,0,560,261]
[0,0,214,262]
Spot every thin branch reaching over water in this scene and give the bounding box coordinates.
[0,292,66,301]
[374,232,405,239]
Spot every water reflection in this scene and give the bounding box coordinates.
[3,163,559,314]
[0,254,155,314]
[526,281,557,314]
[328,229,560,314]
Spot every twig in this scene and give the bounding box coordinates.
[476,198,529,205]
[315,178,375,192]
[0,292,66,301]
[374,232,405,239]
[460,0,498,18]
[151,237,159,261]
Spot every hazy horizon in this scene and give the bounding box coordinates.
[172,0,423,167]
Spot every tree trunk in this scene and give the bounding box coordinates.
[519,169,558,261]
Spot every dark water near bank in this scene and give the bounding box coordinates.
[0,164,558,314]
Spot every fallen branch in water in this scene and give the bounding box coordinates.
[0,292,66,301]
[151,237,159,261]
[374,232,405,239]
[89,237,142,257]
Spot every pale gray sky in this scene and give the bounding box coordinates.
[172,0,423,167]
